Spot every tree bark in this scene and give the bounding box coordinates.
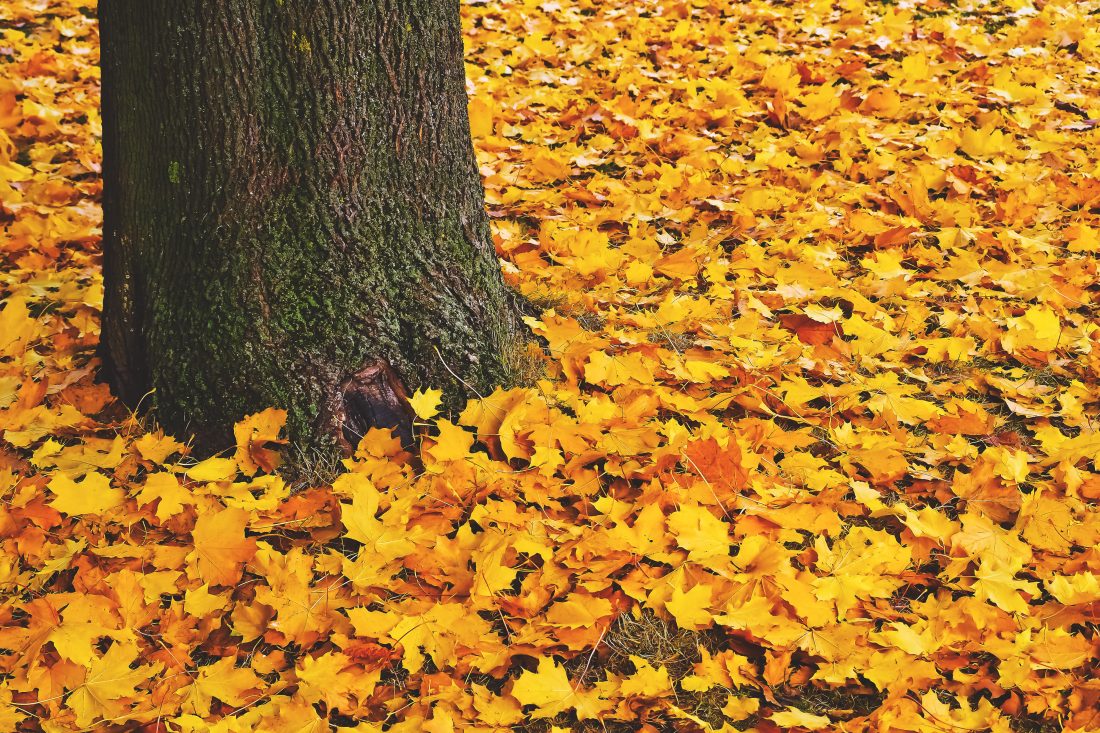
[98,1,522,453]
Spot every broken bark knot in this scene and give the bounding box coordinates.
[320,359,415,456]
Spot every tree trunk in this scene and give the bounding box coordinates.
[98,1,522,453]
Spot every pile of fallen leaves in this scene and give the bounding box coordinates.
[1,0,1098,730]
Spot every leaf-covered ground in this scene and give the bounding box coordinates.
[1,0,1098,730]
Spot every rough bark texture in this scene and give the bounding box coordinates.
[99,0,521,452]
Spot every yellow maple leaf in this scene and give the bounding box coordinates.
[468,95,494,138]
[1004,305,1062,353]
[48,620,113,666]
[0,296,37,355]
[511,656,579,719]
[958,126,1009,158]
[425,419,474,466]
[1067,223,1098,253]
[387,602,493,673]
[803,303,844,323]
[760,60,800,97]
[618,656,672,698]
[1028,629,1093,670]
[67,642,159,728]
[529,149,572,181]
[769,707,832,730]
[897,53,931,81]
[668,503,730,562]
[181,656,263,717]
[408,387,444,420]
[136,472,194,521]
[184,583,229,617]
[296,650,379,708]
[132,431,185,465]
[723,695,760,721]
[460,386,531,444]
[800,84,842,121]
[972,557,1038,614]
[186,507,257,586]
[666,581,714,630]
[545,594,614,628]
[1045,572,1100,606]
[185,456,238,483]
[341,492,417,562]
[860,87,903,118]
[233,407,288,476]
[0,685,24,731]
[48,472,124,517]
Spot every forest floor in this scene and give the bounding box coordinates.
[1,0,1099,731]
